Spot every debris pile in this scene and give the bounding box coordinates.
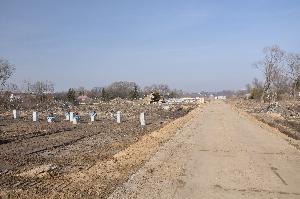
[231,98,300,140]
[144,92,163,104]
[262,102,300,118]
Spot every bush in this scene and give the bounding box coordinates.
[250,88,263,100]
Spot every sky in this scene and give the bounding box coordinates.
[0,0,300,92]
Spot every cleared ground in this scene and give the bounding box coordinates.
[109,101,300,199]
[0,101,194,198]
[232,99,300,140]
[1,101,299,198]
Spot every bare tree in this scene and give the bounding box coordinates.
[77,86,86,96]
[106,81,140,99]
[255,45,286,103]
[286,53,300,99]
[2,83,19,92]
[0,59,15,89]
[90,87,103,99]
[168,89,184,98]
[144,84,170,97]
[157,84,170,97]
[31,80,54,95]
[22,79,33,93]
[143,85,154,95]
[30,80,54,102]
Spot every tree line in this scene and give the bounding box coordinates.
[64,82,184,103]
[0,59,184,105]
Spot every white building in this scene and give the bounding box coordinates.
[215,96,227,100]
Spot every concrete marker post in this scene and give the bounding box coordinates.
[69,112,74,122]
[117,111,121,123]
[33,112,38,122]
[91,115,95,122]
[73,114,80,124]
[91,113,96,122]
[13,110,19,119]
[140,112,145,126]
[65,112,70,120]
[73,118,78,124]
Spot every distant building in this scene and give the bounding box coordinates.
[215,96,227,100]
[166,97,200,104]
[77,95,92,104]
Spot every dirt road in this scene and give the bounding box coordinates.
[109,101,300,199]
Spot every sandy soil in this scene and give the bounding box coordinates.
[109,101,300,199]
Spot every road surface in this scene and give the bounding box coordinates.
[109,101,300,199]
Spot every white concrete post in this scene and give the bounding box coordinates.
[90,112,96,122]
[13,110,19,119]
[73,118,78,124]
[33,112,38,122]
[65,112,70,120]
[91,115,95,122]
[140,112,145,126]
[70,112,74,122]
[117,111,121,123]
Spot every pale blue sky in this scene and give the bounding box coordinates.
[0,0,299,91]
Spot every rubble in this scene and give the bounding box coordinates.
[231,98,300,140]
[263,102,300,118]
[143,92,162,104]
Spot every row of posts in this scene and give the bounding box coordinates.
[11,110,146,126]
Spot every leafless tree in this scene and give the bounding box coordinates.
[26,80,54,102]
[169,89,184,98]
[77,86,86,96]
[255,45,286,103]
[22,79,33,93]
[144,84,170,97]
[21,79,54,95]
[31,80,54,95]
[0,59,15,89]
[90,87,103,99]
[286,53,300,99]
[157,84,170,96]
[2,83,19,92]
[105,81,140,99]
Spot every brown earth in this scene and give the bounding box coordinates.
[230,99,300,140]
[0,100,196,198]
[109,101,300,199]
[2,99,299,198]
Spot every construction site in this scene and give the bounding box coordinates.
[1,1,300,198]
[1,94,300,198]
[0,96,199,198]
